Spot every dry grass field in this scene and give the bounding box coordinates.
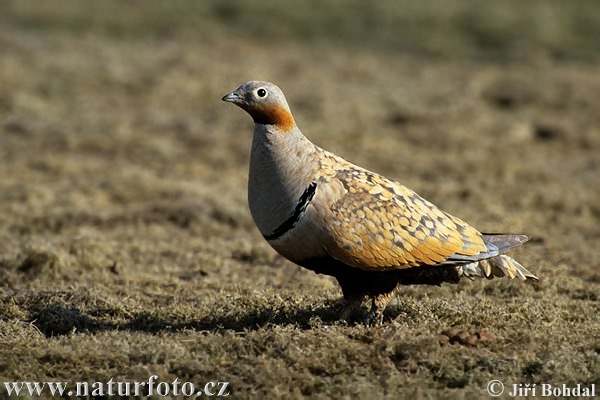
[0,1,599,398]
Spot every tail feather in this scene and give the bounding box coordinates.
[445,233,537,281]
[482,233,530,254]
[446,234,530,264]
[458,255,538,281]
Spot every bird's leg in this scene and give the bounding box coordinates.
[366,291,395,326]
[339,296,364,322]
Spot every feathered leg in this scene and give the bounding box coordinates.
[366,290,396,326]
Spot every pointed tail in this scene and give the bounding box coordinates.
[458,255,538,280]
[482,233,530,254]
[458,234,538,281]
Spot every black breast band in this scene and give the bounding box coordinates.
[263,182,317,241]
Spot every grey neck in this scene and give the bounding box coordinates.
[247,124,317,235]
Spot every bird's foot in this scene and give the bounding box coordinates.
[365,309,384,327]
[365,291,395,326]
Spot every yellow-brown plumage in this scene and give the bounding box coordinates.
[321,164,487,270]
[223,80,538,325]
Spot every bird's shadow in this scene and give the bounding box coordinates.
[25,300,352,337]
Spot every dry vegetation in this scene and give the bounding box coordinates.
[0,1,599,398]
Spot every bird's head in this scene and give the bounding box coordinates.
[222,81,295,132]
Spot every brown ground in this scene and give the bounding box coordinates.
[0,1,599,398]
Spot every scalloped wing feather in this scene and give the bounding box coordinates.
[323,168,487,271]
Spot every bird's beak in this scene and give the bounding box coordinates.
[222,91,242,104]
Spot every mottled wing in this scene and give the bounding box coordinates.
[323,168,487,270]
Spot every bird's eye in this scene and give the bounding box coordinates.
[256,88,267,98]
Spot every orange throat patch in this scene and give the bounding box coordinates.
[249,105,295,132]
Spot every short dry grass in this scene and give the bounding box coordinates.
[0,1,599,398]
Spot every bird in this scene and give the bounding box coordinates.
[222,80,538,325]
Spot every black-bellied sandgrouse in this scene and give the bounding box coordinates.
[222,81,537,325]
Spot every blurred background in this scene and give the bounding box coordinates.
[0,0,599,397]
[3,0,600,60]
